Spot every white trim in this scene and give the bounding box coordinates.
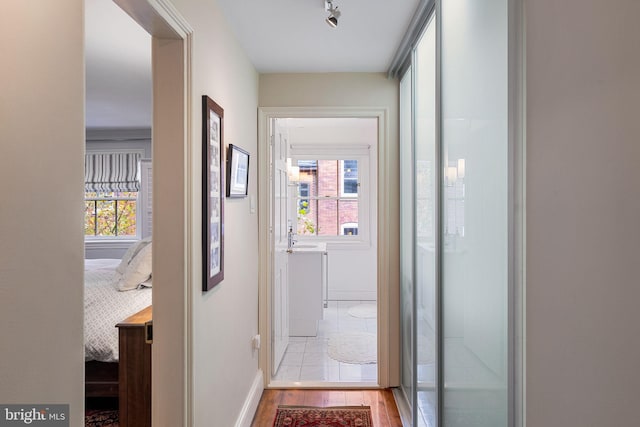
[258,106,389,388]
[84,239,137,250]
[113,1,193,426]
[234,370,265,427]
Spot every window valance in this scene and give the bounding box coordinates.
[85,152,141,192]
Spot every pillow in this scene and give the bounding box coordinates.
[117,236,152,274]
[117,243,152,291]
[140,276,152,288]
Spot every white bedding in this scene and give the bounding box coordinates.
[84,259,152,362]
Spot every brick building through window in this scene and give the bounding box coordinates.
[295,159,359,236]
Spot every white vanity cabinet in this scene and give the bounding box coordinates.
[288,244,327,336]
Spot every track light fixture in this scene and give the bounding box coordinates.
[325,0,341,28]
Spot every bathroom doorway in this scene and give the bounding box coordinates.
[258,109,392,387]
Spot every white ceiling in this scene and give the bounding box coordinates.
[85,0,152,129]
[84,0,419,129]
[216,0,420,73]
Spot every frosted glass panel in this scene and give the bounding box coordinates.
[399,65,414,415]
[441,0,509,426]
[415,15,437,427]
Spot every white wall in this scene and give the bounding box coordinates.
[526,1,640,425]
[259,73,401,384]
[0,1,85,425]
[169,0,260,425]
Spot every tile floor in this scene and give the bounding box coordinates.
[273,300,378,383]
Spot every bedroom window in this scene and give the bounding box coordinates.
[84,192,137,237]
[84,151,143,239]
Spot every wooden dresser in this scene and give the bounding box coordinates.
[117,305,152,427]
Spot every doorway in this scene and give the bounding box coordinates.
[84,0,193,425]
[258,108,394,388]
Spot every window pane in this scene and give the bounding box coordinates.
[343,160,358,179]
[317,160,338,197]
[297,160,318,198]
[117,191,137,198]
[96,200,116,236]
[297,198,317,235]
[343,179,358,195]
[341,160,358,196]
[317,199,338,235]
[342,227,358,236]
[338,199,358,234]
[84,201,96,236]
[298,182,311,213]
[117,200,137,236]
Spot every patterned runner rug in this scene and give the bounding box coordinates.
[273,405,372,427]
[85,409,119,427]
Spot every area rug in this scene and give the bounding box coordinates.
[328,332,377,364]
[347,304,377,319]
[273,405,372,427]
[85,409,119,427]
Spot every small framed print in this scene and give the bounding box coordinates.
[226,144,250,198]
[202,95,224,291]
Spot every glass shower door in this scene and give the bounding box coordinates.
[441,0,509,425]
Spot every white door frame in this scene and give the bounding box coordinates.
[258,107,397,388]
[113,0,193,424]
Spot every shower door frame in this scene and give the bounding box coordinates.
[396,0,525,425]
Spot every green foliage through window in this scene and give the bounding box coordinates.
[85,192,137,237]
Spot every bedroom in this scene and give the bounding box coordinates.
[83,0,153,424]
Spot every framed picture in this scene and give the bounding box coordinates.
[202,95,224,291]
[226,144,250,198]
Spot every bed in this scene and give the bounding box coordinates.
[84,241,153,427]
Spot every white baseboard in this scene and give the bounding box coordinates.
[235,369,264,427]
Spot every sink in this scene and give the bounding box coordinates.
[287,242,327,253]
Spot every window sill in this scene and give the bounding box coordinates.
[295,238,371,251]
[84,239,139,251]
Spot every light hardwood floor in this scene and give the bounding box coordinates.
[250,389,403,426]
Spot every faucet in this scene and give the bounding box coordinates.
[287,226,297,252]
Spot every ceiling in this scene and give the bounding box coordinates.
[85,0,152,129]
[216,0,420,73]
[85,0,419,129]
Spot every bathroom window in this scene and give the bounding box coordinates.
[294,159,362,238]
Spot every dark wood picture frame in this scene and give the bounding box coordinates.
[202,95,224,291]
[226,144,250,198]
